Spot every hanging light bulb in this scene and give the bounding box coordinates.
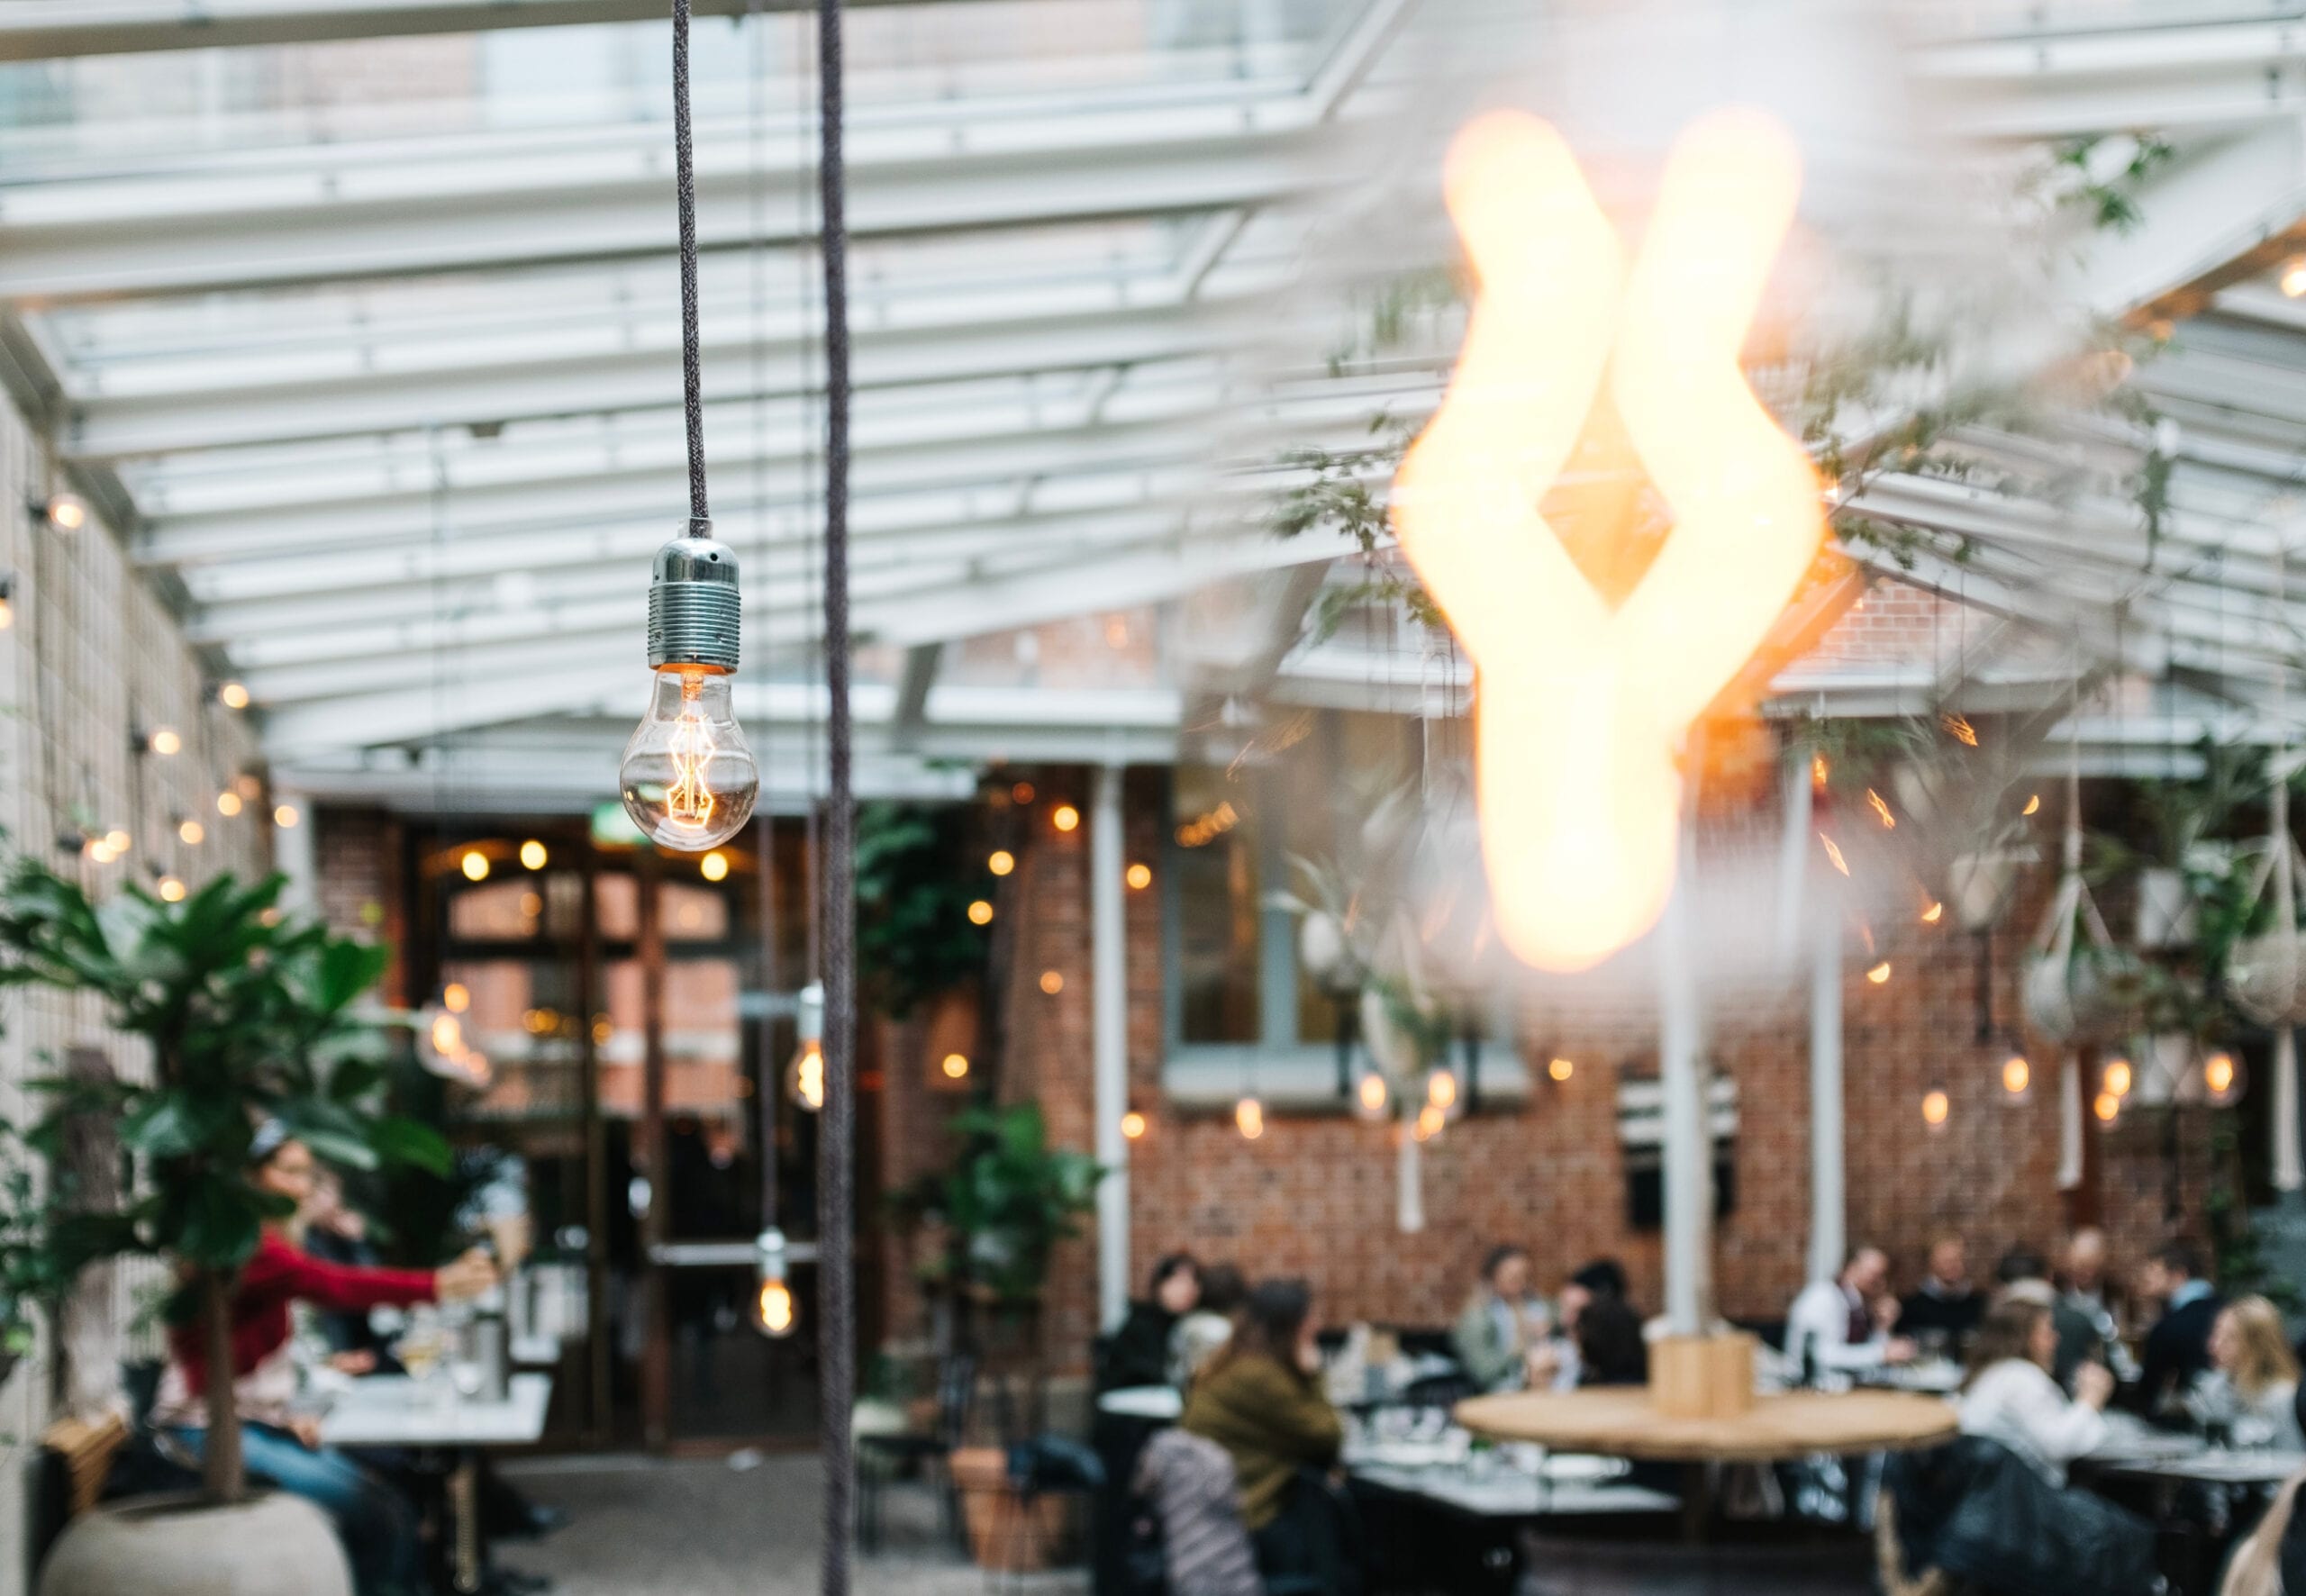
[1121,1110,1148,1141]
[416,993,492,1089]
[749,1228,798,1338]
[785,981,826,1111]
[1353,1068,1391,1121]
[217,681,251,711]
[34,491,87,534]
[2001,1050,2031,1100]
[2201,1049,2244,1107]
[1235,1095,1265,1140]
[2103,1056,2133,1099]
[2093,1089,2122,1126]
[619,529,758,849]
[1414,1102,1446,1140]
[1921,1088,1950,1129]
[1548,1056,1575,1083]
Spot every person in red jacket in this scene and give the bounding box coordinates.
[156,1125,496,1596]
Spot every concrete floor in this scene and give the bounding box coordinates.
[498,1453,1087,1596]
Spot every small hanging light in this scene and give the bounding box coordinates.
[749,1228,797,1339]
[2202,1049,2243,1107]
[2103,1056,2133,1099]
[1921,1087,1950,1129]
[1353,1068,1390,1120]
[2000,1050,2031,1101]
[786,982,826,1112]
[1235,1096,1265,1140]
[1121,1110,1148,1141]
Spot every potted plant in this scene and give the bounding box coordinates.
[894,1102,1099,1572]
[0,864,449,1596]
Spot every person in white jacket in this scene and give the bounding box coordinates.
[1959,1295,2114,1486]
[1786,1246,1915,1387]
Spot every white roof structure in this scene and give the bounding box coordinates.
[5,0,2306,809]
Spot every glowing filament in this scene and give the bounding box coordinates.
[1866,789,1895,829]
[1390,107,1823,971]
[1820,834,1849,876]
[666,673,719,838]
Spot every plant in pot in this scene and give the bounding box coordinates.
[892,1102,1099,1572]
[0,864,450,1596]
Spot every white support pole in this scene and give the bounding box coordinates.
[2275,1028,2302,1194]
[272,789,319,918]
[1659,854,1710,1336]
[1091,763,1130,1330]
[1807,884,1846,1285]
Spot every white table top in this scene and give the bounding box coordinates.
[2089,1446,2306,1485]
[321,1373,551,1449]
[511,1333,559,1366]
[1351,1463,1678,1519]
[1098,1385,1184,1420]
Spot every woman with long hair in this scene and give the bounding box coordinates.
[2197,1295,2306,1449]
[1181,1279,1342,1531]
[1957,1296,2114,1486]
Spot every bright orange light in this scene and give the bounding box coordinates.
[1040,970,1064,995]
[443,983,470,1012]
[1052,804,1080,833]
[1811,754,1829,788]
[1548,1056,1575,1082]
[1390,108,1821,972]
[1921,901,1943,924]
[274,803,300,829]
[1415,1102,1446,1140]
[1867,961,1892,984]
[2002,1055,2030,1095]
[988,850,1016,876]
[791,1039,826,1111]
[940,1052,970,1080]
[967,899,994,925]
[1357,1074,1389,1112]
[217,792,243,817]
[2206,1052,2238,1097]
[1236,1097,1265,1140]
[521,839,549,870]
[1942,713,1978,748]
[218,681,251,711]
[665,672,719,839]
[1121,1110,1148,1140]
[2094,1091,2121,1124]
[700,850,730,883]
[2104,1058,2133,1098]
[755,1278,796,1338]
[1866,789,1895,829]
[158,876,186,902]
[178,819,205,846]
[460,849,489,882]
[1820,834,1849,876]
[1428,1069,1459,1111]
[1126,863,1153,890]
[2021,793,2041,816]
[1921,1090,1949,1127]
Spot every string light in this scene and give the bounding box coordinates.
[1867,961,1892,984]
[1356,1073,1390,1116]
[520,839,549,870]
[274,803,300,829]
[1052,804,1080,833]
[2094,1091,2121,1124]
[460,849,490,882]
[2002,1053,2031,1096]
[2205,1051,2241,1105]
[1548,1056,1575,1082]
[147,728,181,757]
[2021,793,2041,816]
[1921,1089,1950,1128]
[217,792,243,817]
[1040,970,1064,994]
[750,1229,796,1339]
[940,1052,970,1080]
[1414,1102,1445,1140]
[1126,863,1153,890]
[700,850,730,883]
[988,850,1016,877]
[967,900,994,925]
[104,829,129,853]
[36,491,87,533]
[443,983,471,1013]
[1121,1110,1148,1141]
[1428,1069,1460,1111]
[177,819,204,845]
[1921,901,1943,924]
[2284,256,2306,298]
[157,877,186,902]
[787,1039,826,1111]
[86,839,115,865]
[2103,1057,2133,1098]
[1235,1096,1265,1140]
[218,682,251,711]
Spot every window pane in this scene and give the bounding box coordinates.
[1174,764,1257,1043]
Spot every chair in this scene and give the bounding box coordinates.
[858,1350,976,1553]
[1879,1437,2158,1596]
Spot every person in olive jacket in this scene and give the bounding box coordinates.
[1181,1278,1342,1532]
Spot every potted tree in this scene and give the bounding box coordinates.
[896,1102,1099,1572]
[0,863,449,1596]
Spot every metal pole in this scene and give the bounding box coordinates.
[1091,764,1129,1331]
[1658,844,1710,1335]
[814,0,856,1585]
[1807,883,1845,1285]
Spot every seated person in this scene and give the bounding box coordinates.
[1995,1246,2105,1392]
[1172,1262,1245,1387]
[1901,1236,1984,1349]
[2192,1295,2306,1449]
[155,1126,496,1596]
[1182,1279,1343,1547]
[1787,1245,1915,1384]
[1100,1252,1199,1393]
[1958,1297,2114,1486]
[1573,1292,1649,1387]
[1530,1259,1627,1392]
[1450,1244,1546,1392]
[299,1166,397,1374]
[2134,1240,2222,1419]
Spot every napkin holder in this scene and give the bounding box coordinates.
[1650,1331,1757,1419]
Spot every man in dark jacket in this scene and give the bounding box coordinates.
[2134,1240,2221,1419]
[1900,1236,1984,1349]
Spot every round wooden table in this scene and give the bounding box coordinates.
[1456,1387,1958,1538]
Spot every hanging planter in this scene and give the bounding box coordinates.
[2024,860,2151,1046]
[2134,866,2198,951]
[1947,847,2034,934]
[2227,830,2306,1026]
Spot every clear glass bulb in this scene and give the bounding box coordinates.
[619,667,758,849]
[752,1275,798,1339]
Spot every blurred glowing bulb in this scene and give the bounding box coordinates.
[86,839,115,865]
[1388,107,1822,971]
[520,839,548,870]
[274,803,300,829]
[1921,901,1943,924]
[217,792,242,817]
[940,1052,969,1080]
[460,849,490,882]
[1126,863,1153,890]
[178,819,204,845]
[988,850,1016,877]
[2104,1058,2133,1098]
[1121,1110,1148,1140]
[1415,1102,1446,1139]
[104,829,130,853]
[2022,793,2041,816]
[157,876,186,902]
[1867,961,1892,984]
[2002,1054,2030,1096]
[41,491,87,533]
[1040,970,1064,994]
[1811,754,1829,787]
[751,1229,796,1339]
[218,681,251,711]
[967,899,994,925]
[148,728,181,757]
[1236,1096,1265,1140]
[1012,783,1035,804]
[1052,804,1080,833]
[1921,1089,1949,1127]
[2094,1091,2121,1124]
[2205,1051,2238,1101]
[1548,1056,1575,1082]
[619,667,759,850]
[1428,1069,1459,1111]
[431,1012,464,1055]
[2284,256,2306,298]
[700,850,729,883]
[1357,1073,1390,1114]
[787,1038,825,1112]
[444,983,470,1012]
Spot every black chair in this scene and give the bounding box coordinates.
[858,1351,977,1554]
[1879,1437,2157,1596]
[1254,1468,1365,1596]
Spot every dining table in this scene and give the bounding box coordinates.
[322,1372,552,1594]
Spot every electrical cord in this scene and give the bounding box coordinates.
[672,0,710,529]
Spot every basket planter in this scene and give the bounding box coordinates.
[2230,930,2306,1026]
[40,1492,351,1596]
[2134,867,2197,951]
[950,1446,1076,1572]
[2022,946,2151,1045]
[1947,848,2032,934]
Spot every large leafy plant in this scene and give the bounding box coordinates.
[0,864,449,1503]
[898,1102,1100,1313]
[854,802,993,1020]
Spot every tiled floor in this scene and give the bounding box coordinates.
[498,1454,1873,1596]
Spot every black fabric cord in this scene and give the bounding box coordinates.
[671,0,710,528]
[814,0,857,1591]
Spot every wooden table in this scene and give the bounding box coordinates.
[1457,1387,1957,1537]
